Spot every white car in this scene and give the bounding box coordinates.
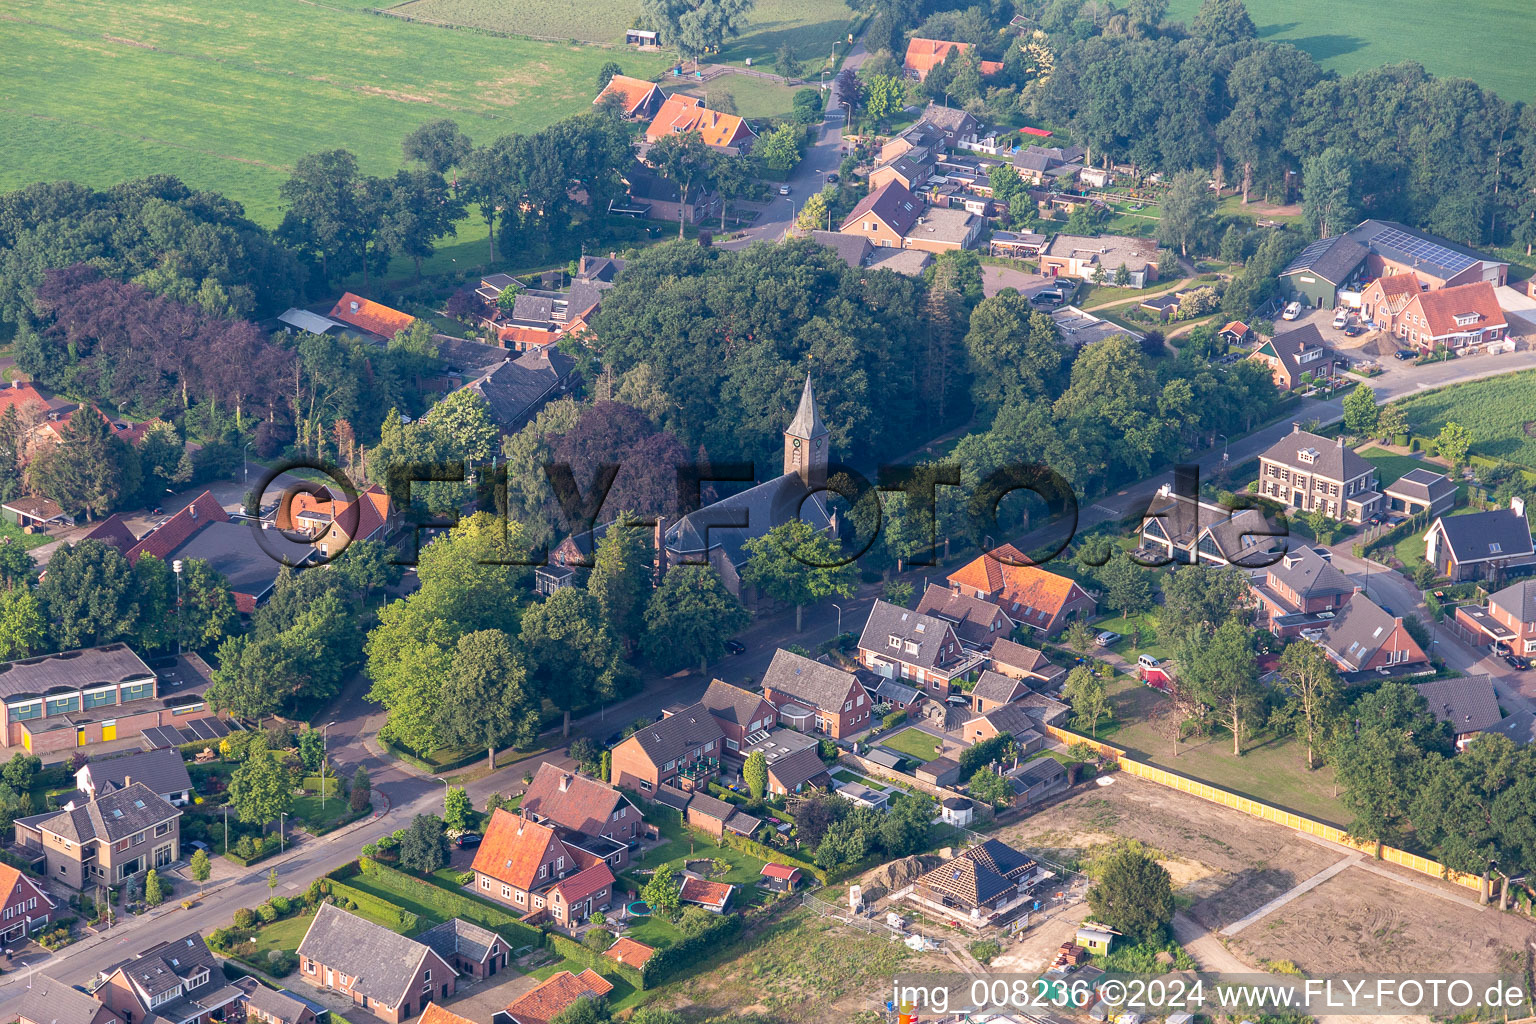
[778,184,792,196]
[1137,654,1161,672]
[1332,309,1349,329]
[1282,301,1302,321]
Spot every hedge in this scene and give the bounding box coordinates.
[717,829,826,885]
[323,878,419,933]
[381,862,545,950]
[225,834,281,867]
[957,734,1012,778]
[546,931,644,990]
[640,911,742,988]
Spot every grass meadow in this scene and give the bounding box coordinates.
[1165,0,1536,102]
[1391,369,1536,469]
[0,0,671,225]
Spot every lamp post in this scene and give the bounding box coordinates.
[172,559,183,655]
[321,720,336,810]
[279,812,286,854]
[1217,433,1229,466]
[831,602,843,636]
[222,805,229,855]
[243,442,252,484]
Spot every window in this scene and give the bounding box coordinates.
[133,831,146,846]
[501,883,512,898]
[82,688,118,710]
[515,891,525,904]
[154,821,171,837]
[45,695,80,716]
[6,701,40,722]
[843,702,852,712]
[703,741,714,753]
[639,780,652,792]
[120,682,154,703]
[423,971,431,985]
[481,877,491,890]
[855,693,864,707]
[663,760,676,772]
[556,856,565,870]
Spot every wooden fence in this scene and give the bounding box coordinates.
[1040,725,1484,894]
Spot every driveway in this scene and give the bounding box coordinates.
[981,265,1054,299]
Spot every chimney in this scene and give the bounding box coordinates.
[559,774,571,793]
[1292,422,1300,434]
[1337,435,1345,448]
[350,301,360,313]
[516,811,526,835]
[9,380,18,390]
[1513,496,1526,520]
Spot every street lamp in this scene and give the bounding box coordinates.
[223,805,229,854]
[172,559,183,655]
[243,442,252,484]
[1216,433,1229,465]
[278,812,287,854]
[831,602,844,636]
[321,720,336,810]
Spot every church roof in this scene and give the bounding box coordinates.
[786,376,827,440]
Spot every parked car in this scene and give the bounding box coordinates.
[1282,301,1302,321]
[1332,309,1349,329]
[945,694,970,706]
[1368,512,1386,525]
[826,172,839,183]
[1094,630,1121,647]
[1137,654,1161,671]
[1493,641,1512,656]
[454,833,482,848]
[778,184,792,196]
[1395,349,1415,360]
[1344,324,1365,337]
[1504,653,1531,671]
[724,639,746,655]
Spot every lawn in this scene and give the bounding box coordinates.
[880,727,945,762]
[382,0,859,76]
[249,910,317,957]
[1092,677,1347,824]
[0,519,55,551]
[0,0,671,225]
[345,861,543,946]
[1391,370,1536,469]
[1358,447,1431,488]
[1089,610,1170,662]
[292,792,353,832]
[830,768,879,787]
[1165,0,1536,103]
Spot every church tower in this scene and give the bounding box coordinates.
[784,375,830,487]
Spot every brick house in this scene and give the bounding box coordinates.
[520,763,640,869]
[1256,426,1382,523]
[1383,468,1456,518]
[839,181,922,249]
[0,862,54,944]
[12,976,122,1024]
[915,583,1016,651]
[609,702,725,795]
[418,918,509,979]
[987,638,1065,690]
[1414,675,1503,751]
[644,95,755,153]
[1249,547,1359,636]
[1359,272,1425,331]
[1424,500,1536,582]
[945,544,1096,635]
[857,600,985,696]
[969,669,1033,714]
[1138,484,1281,567]
[593,74,666,119]
[297,906,455,1022]
[1455,578,1536,655]
[232,978,323,1024]
[1393,281,1509,355]
[496,970,613,1024]
[327,293,415,341]
[94,932,246,1024]
[1316,594,1429,678]
[15,781,179,889]
[469,809,616,927]
[1249,324,1336,390]
[762,650,871,738]
[697,678,777,756]
[1037,234,1160,288]
[1348,219,1509,290]
[277,485,393,560]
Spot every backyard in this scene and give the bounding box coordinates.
[1358,446,1435,487]
[879,727,945,762]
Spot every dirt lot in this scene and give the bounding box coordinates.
[994,775,1536,975]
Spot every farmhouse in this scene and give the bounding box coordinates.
[468,809,616,926]
[495,969,612,1024]
[903,38,971,80]
[452,347,576,435]
[1392,281,1509,355]
[593,74,665,119]
[615,161,720,225]
[1256,426,1383,523]
[1346,219,1509,290]
[326,293,413,341]
[946,544,1096,635]
[644,95,754,153]
[1424,499,1535,582]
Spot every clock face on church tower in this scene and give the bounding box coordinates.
[792,438,802,449]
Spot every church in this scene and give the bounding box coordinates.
[542,376,835,598]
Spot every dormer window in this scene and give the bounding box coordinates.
[887,635,901,649]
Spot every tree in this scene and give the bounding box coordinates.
[298,729,325,773]
[0,588,45,661]
[37,539,139,650]
[444,786,473,832]
[642,868,682,918]
[1086,846,1175,943]
[757,123,804,175]
[1343,383,1379,435]
[1096,550,1152,619]
[963,291,1064,412]
[1064,666,1111,737]
[596,62,623,89]
[144,868,165,907]
[0,539,34,591]
[350,765,372,813]
[859,74,906,129]
[640,0,756,64]
[399,813,449,874]
[1437,421,1473,467]
[1272,641,1342,770]
[1155,171,1215,258]
[1331,683,1447,853]
[332,539,403,605]
[775,42,802,79]
[647,130,715,238]
[551,999,609,1024]
[588,513,656,650]
[968,768,1012,808]
[743,750,768,799]
[1063,620,1097,656]
[1301,147,1359,240]
[227,737,293,826]
[642,565,750,672]
[1159,563,1249,639]
[377,169,466,281]
[440,630,541,768]
[402,119,472,176]
[278,149,365,282]
[174,558,237,652]
[522,589,629,736]
[1219,224,1247,263]
[1157,247,1180,279]
[796,187,833,230]
[1377,403,1408,442]
[190,848,211,887]
[1178,618,1261,755]
[268,866,279,896]
[26,403,140,519]
[740,520,857,632]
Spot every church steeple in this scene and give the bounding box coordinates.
[784,375,830,485]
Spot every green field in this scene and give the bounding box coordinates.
[881,727,944,762]
[0,0,670,225]
[1391,370,1536,469]
[384,0,857,73]
[1166,0,1536,102]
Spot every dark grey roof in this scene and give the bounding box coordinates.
[763,745,828,791]
[113,934,241,1024]
[1489,579,1536,623]
[12,974,113,1024]
[1259,428,1374,483]
[784,376,827,442]
[966,837,1037,879]
[1385,467,1455,503]
[1432,507,1534,564]
[435,336,511,377]
[919,103,977,137]
[654,784,692,811]
[460,348,574,434]
[1413,675,1503,736]
[1487,710,1536,746]
[0,644,153,702]
[1344,220,1506,280]
[36,781,178,844]
[916,850,1014,909]
[418,918,501,965]
[989,639,1060,680]
[971,670,1029,705]
[857,600,963,671]
[233,978,325,1024]
[564,280,603,321]
[1267,549,1356,600]
[1017,692,1069,727]
[684,791,736,821]
[625,702,725,767]
[297,905,446,1010]
[1319,595,1408,672]
[762,649,859,713]
[170,520,316,599]
[990,230,1046,246]
[1142,490,1277,563]
[83,748,192,798]
[979,703,1045,741]
[862,747,903,769]
[872,677,920,705]
[882,148,936,184]
[1280,235,1369,284]
[511,294,555,325]
[809,229,872,269]
[699,679,771,729]
[916,583,1014,647]
[577,255,625,284]
[1014,756,1066,787]
[663,472,832,568]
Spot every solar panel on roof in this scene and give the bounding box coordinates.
[1371,227,1477,274]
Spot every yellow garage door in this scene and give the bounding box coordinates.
[102,721,117,742]
[20,732,29,753]
[76,727,86,747]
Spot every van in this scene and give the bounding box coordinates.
[1332,308,1349,329]
[1137,654,1161,672]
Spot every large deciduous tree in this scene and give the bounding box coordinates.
[520,588,630,736]
[740,520,857,632]
[440,630,541,769]
[641,565,749,672]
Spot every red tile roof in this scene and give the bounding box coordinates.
[503,970,614,1024]
[419,1005,477,1024]
[1220,320,1250,339]
[595,74,662,116]
[498,325,559,349]
[548,861,614,906]
[603,937,656,968]
[979,60,1004,75]
[521,763,630,836]
[0,382,56,420]
[328,293,415,339]
[471,808,566,891]
[903,38,971,79]
[1406,280,1506,339]
[1020,127,1053,137]
[678,876,733,911]
[82,514,137,555]
[1374,273,1424,299]
[124,491,229,565]
[946,544,1089,622]
[644,95,755,149]
[760,863,802,881]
